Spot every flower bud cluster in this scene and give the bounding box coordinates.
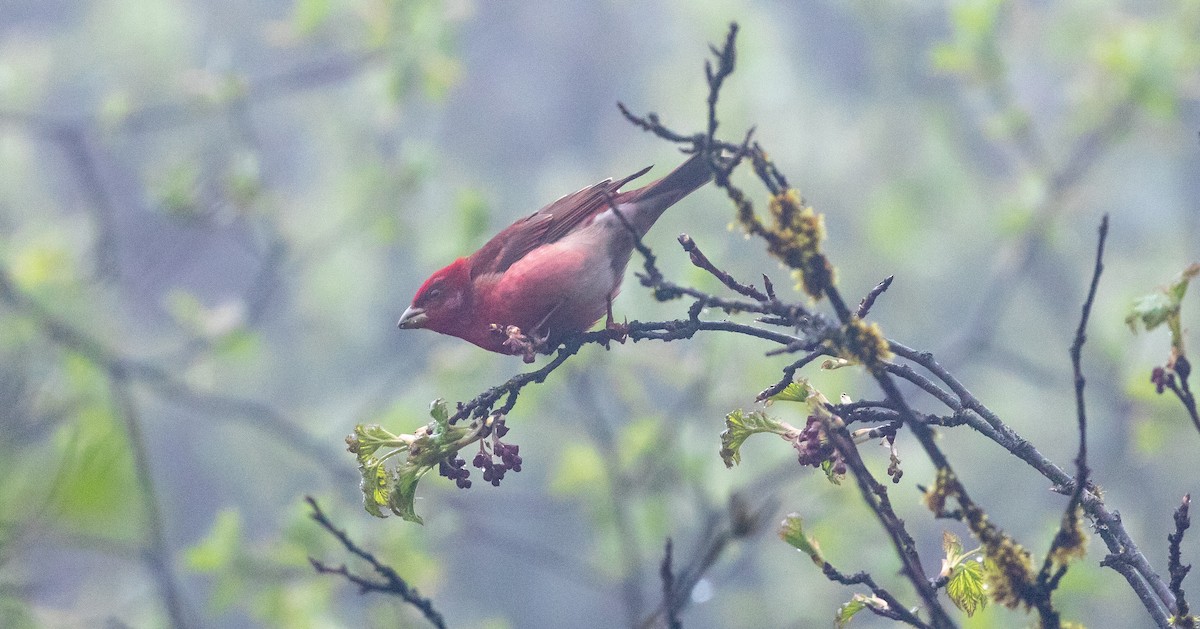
[439,455,471,489]
[436,416,524,489]
[792,415,846,477]
[1152,355,1192,394]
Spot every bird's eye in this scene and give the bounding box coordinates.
[427,286,443,300]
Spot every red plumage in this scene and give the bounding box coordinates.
[398,153,712,354]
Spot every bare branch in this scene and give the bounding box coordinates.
[1169,495,1195,627]
[1161,363,1200,436]
[857,276,895,319]
[1037,215,1107,589]
[817,412,940,627]
[1102,552,1173,628]
[756,347,824,400]
[306,497,447,629]
[816,562,930,627]
[678,234,769,301]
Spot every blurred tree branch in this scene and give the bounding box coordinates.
[0,267,351,482]
[637,494,775,629]
[0,50,385,137]
[107,369,193,629]
[935,3,1141,368]
[0,3,460,626]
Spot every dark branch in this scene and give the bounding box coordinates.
[604,188,664,287]
[306,497,447,629]
[617,101,700,145]
[1162,363,1200,437]
[756,348,825,401]
[857,276,894,319]
[1037,214,1108,593]
[1102,553,1173,629]
[705,23,738,148]
[888,339,1176,620]
[679,233,769,301]
[816,561,931,628]
[1169,494,1195,627]
[818,413,941,627]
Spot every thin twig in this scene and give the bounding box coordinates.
[1168,494,1195,627]
[888,340,1176,619]
[678,234,768,301]
[705,24,738,146]
[661,539,682,629]
[306,497,447,629]
[1163,367,1200,436]
[448,318,807,425]
[857,276,894,319]
[617,102,700,145]
[815,560,930,628]
[1037,215,1107,594]
[638,494,774,629]
[756,348,824,400]
[604,188,664,286]
[818,414,940,628]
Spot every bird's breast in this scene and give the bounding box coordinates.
[475,223,629,341]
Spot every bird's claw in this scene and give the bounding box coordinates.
[603,318,629,350]
[493,324,548,363]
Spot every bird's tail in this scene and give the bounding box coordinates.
[616,152,714,236]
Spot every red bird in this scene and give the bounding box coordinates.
[397,153,712,355]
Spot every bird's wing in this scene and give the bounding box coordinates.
[468,165,652,278]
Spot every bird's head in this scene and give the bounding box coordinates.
[397,258,473,336]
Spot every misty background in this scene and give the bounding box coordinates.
[1,0,1198,627]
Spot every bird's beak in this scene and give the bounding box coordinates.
[397,306,428,329]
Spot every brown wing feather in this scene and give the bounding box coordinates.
[467,165,653,278]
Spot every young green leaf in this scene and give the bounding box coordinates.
[1126,263,1200,355]
[945,556,988,617]
[350,399,483,523]
[769,381,811,403]
[348,423,403,464]
[1127,291,1177,333]
[720,409,788,468]
[940,531,988,617]
[779,513,823,565]
[388,459,432,524]
[835,594,887,628]
[942,530,964,564]
[358,458,390,519]
[835,596,867,628]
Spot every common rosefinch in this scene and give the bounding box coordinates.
[397,153,712,355]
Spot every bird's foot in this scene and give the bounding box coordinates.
[495,325,547,363]
[603,318,629,350]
